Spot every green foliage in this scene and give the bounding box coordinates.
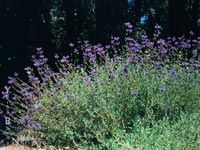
[3,22,200,149]
[20,60,200,149]
[89,112,200,150]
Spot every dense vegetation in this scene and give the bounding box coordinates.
[0,23,200,149]
[0,0,200,149]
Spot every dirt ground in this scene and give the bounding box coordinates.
[0,144,45,150]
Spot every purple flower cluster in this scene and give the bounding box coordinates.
[83,75,91,86]
[2,86,10,100]
[125,22,133,34]
[20,115,41,130]
[32,48,48,67]
[1,48,63,137]
[82,42,106,64]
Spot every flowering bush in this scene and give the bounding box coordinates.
[1,23,200,149]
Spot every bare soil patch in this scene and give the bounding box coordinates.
[0,144,45,150]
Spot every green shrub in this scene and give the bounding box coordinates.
[19,61,200,148]
[3,23,200,149]
[95,112,200,150]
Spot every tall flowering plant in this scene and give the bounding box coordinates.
[0,22,200,147]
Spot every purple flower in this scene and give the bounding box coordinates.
[190,31,194,36]
[181,62,189,67]
[28,109,35,116]
[34,100,41,110]
[8,76,17,85]
[33,59,45,67]
[159,86,166,93]
[155,24,161,30]
[29,121,41,130]
[23,91,35,102]
[154,24,162,39]
[36,47,42,51]
[54,82,62,90]
[28,76,40,85]
[69,43,75,47]
[8,111,17,117]
[105,45,111,49]
[125,22,133,33]
[14,72,18,77]
[113,37,120,41]
[20,115,30,124]
[2,86,10,100]
[154,61,162,69]
[96,47,106,57]
[130,55,141,62]
[90,54,97,62]
[125,22,133,29]
[168,68,177,76]
[0,140,4,145]
[83,76,91,86]
[36,47,43,55]
[60,56,69,63]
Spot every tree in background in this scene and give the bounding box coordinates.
[189,0,200,35]
[0,0,199,51]
[63,0,96,43]
[50,0,199,46]
[50,0,67,50]
[77,0,96,41]
[96,0,128,44]
[127,0,168,37]
[143,0,168,36]
[168,0,187,36]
